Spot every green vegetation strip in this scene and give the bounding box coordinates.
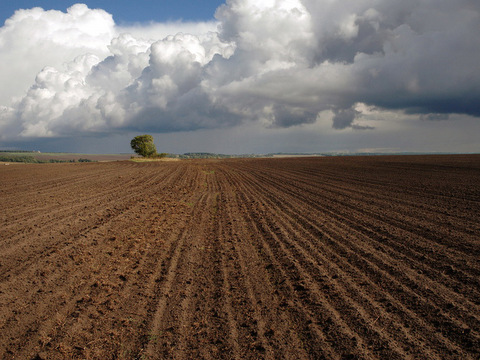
[0,154,95,163]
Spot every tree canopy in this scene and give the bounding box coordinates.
[130,134,157,158]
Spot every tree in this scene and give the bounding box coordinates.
[130,134,158,158]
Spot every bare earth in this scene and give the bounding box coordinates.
[1,155,479,359]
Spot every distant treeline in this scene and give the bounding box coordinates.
[179,153,262,159]
[0,155,95,163]
[0,150,38,153]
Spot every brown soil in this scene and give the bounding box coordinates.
[1,155,479,359]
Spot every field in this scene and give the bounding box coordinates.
[1,155,479,359]
[0,152,133,163]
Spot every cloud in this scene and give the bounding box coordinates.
[116,21,219,42]
[332,108,359,130]
[1,0,479,142]
[0,4,114,104]
[420,113,450,121]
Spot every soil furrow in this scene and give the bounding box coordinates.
[0,165,193,359]
[224,165,373,359]
[240,163,480,306]
[0,163,187,284]
[1,155,479,359]
[229,166,413,359]
[223,160,479,358]
[217,168,313,359]
[145,185,216,358]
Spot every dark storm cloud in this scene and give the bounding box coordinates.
[332,108,358,130]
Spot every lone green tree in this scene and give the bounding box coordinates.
[130,134,158,158]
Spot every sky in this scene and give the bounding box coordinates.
[0,1,223,24]
[0,0,479,155]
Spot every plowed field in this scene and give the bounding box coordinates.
[1,155,480,359]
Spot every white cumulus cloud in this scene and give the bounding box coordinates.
[1,0,479,142]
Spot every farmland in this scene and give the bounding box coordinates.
[1,155,479,359]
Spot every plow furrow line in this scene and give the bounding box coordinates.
[2,156,479,359]
[219,166,335,359]
[145,191,212,358]
[0,164,187,275]
[274,181,480,311]
[0,163,180,239]
[226,168,382,359]
[232,170,418,359]
[0,164,190,358]
[270,165,479,234]
[244,166,480,297]
[230,165,479,358]
[245,162,479,260]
